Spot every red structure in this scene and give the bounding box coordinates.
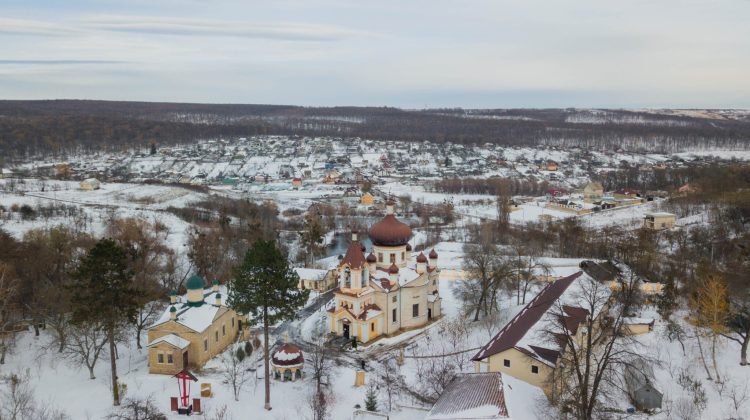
[172,370,198,415]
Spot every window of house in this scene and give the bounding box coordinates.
[392,308,397,323]
[215,331,219,342]
[378,253,383,262]
[204,339,208,352]
[392,295,397,303]
[222,325,226,336]
[412,304,419,318]
[167,354,173,364]
[157,353,164,364]
[371,323,375,332]
[531,365,539,374]
[503,359,511,367]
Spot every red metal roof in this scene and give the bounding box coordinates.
[340,240,366,269]
[471,272,583,362]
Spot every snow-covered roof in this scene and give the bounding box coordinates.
[149,285,231,333]
[427,373,509,419]
[473,272,609,367]
[294,267,328,281]
[148,333,190,349]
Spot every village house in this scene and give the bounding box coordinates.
[146,276,247,375]
[79,178,101,191]
[295,267,336,292]
[327,200,442,344]
[426,373,509,420]
[582,181,604,202]
[361,192,375,206]
[643,212,676,230]
[471,272,608,395]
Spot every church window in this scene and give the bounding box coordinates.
[371,323,375,332]
[390,254,396,264]
[392,295,397,303]
[503,359,511,367]
[412,304,419,318]
[203,339,208,352]
[401,252,405,260]
[378,253,383,262]
[167,354,173,364]
[222,325,226,336]
[344,268,351,288]
[232,317,235,327]
[531,365,539,374]
[215,331,219,342]
[157,353,164,364]
[392,308,397,323]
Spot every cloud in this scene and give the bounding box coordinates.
[0,60,124,65]
[79,15,366,41]
[0,18,78,36]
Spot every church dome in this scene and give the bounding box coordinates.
[429,249,438,259]
[416,252,428,263]
[186,275,205,290]
[388,263,400,274]
[369,215,412,246]
[271,343,304,367]
[366,253,377,263]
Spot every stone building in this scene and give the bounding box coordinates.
[147,276,247,375]
[327,200,442,344]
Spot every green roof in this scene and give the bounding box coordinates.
[185,275,205,290]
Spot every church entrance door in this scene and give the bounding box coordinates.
[343,323,350,339]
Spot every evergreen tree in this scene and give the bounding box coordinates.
[149,143,157,155]
[364,385,378,412]
[69,238,139,406]
[228,239,309,410]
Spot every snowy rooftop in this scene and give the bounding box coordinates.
[148,333,190,349]
[150,285,231,333]
[427,373,509,420]
[473,272,609,367]
[294,267,329,281]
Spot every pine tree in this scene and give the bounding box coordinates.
[364,385,378,412]
[69,238,139,406]
[228,239,309,410]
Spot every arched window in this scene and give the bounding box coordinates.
[344,267,351,288]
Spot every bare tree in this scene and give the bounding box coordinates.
[0,263,20,364]
[0,370,70,420]
[375,354,408,411]
[509,239,550,305]
[220,345,252,401]
[305,338,335,420]
[62,322,109,379]
[546,274,645,419]
[457,243,512,321]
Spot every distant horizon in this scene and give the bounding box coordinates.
[2,98,748,112]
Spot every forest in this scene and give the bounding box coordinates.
[2,100,750,159]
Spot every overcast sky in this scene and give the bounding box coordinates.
[1,0,749,108]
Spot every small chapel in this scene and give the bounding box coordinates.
[327,200,442,343]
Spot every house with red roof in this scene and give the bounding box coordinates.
[471,271,609,395]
